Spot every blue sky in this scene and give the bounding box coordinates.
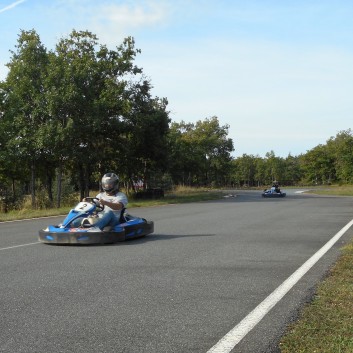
[1,0,353,158]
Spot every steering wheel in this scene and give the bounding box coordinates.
[84,197,105,212]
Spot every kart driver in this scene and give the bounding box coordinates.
[270,181,280,193]
[81,172,128,230]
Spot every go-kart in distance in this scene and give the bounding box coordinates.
[39,197,154,245]
[262,182,286,198]
[262,189,286,198]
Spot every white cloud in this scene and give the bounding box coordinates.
[85,1,171,46]
[101,2,167,28]
[0,0,26,14]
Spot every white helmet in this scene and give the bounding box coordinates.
[101,173,119,193]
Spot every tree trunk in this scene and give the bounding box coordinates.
[79,164,85,201]
[56,163,62,208]
[11,178,15,194]
[46,168,53,206]
[84,166,90,197]
[143,160,147,191]
[129,176,137,193]
[31,159,36,209]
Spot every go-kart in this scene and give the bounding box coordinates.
[38,197,154,244]
[262,189,286,198]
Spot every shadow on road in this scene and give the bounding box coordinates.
[120,232,217,246]
[40,233,217,247]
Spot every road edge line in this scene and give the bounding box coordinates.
[207,218,353,353]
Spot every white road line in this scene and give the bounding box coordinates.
[207,218,353,353]
[0,242,40,251]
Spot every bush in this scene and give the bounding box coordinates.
[132,188,164,200]
[0,187,25,212]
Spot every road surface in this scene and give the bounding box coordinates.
[1,190,352,353]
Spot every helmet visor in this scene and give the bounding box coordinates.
[103,181,114,191]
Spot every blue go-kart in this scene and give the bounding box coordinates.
[39,197,154,245]
[262,189,286,198]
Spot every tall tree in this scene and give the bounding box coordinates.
[49,31,142,199]
[232,154,257,187]
[264,151,286,184]
[327,130,353,183]
[300,144,333,184]
[168,117,234,186]
[283,154,302,185]
[123,79,170,190]
[2,29,49,207]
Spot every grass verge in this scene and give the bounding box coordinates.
[0,188,224,222]
[280,184,353,352]
[304,184,353,196]
[280,242,353,352]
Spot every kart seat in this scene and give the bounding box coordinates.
[119,208,127,223]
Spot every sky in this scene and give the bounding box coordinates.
[1,0,353,158]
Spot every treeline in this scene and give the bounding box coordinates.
[232,129,353,187]
[0,30,352,211]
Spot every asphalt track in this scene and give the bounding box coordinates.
[1,190,353,353]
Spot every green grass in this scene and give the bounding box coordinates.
[305,185,353,196]
[0,188,224,222]
[0,207,72,222]
[131,189,224,206]
[280,242,353,353]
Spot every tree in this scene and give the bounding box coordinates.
[121,79,170,190]
[231,154,257,187]
[254,156,266,186]
[327,130,353,183]
[263,151,286,184]
[0,29,174,208]
[2,29,49,207]
[168,117,234,186]
[300,144,334,184]
[283,154,302,185]
[48,31,143,199]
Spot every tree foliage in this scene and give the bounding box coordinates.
[0,29,172,208]
[168,117,233,186]
[1,30,50,206]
